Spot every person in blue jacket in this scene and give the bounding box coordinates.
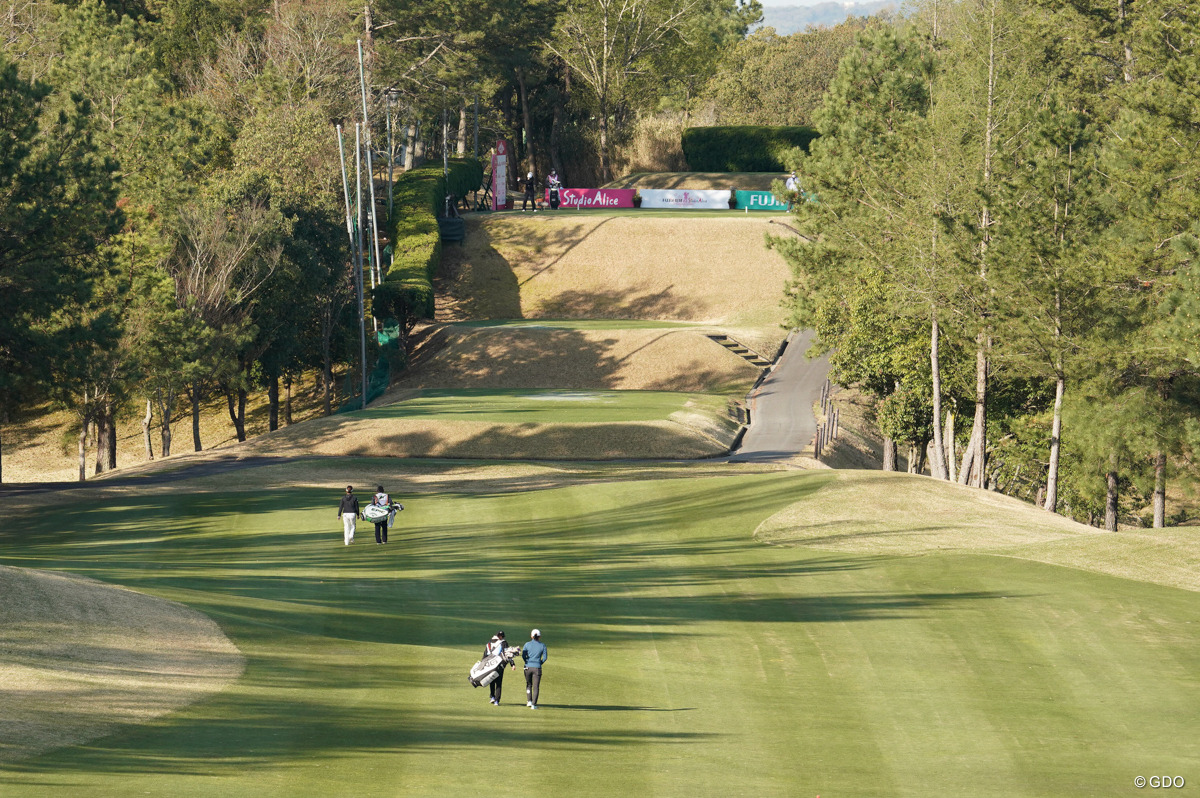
[521,628,547,709]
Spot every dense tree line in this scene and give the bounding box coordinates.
[0,0,764,480]
[1,0,363,480]
[774,0,1200,528]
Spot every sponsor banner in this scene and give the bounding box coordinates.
[735,190,789,211]
[491,140,508,210]
[544,188,636,208]
[638,189,732,210]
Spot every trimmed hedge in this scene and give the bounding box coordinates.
[373,158,483,325]
[681,126,819,172]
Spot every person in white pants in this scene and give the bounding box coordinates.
[337,485,361,545]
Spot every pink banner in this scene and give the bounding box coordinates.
[544,188,636,209]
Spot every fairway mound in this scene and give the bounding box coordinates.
[385,325,762,395]
[439,215,789,352]
[0,565,244,763]
[605,172,783,190]
[754,471,1092,554]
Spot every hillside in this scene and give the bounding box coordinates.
[437,213,791,354]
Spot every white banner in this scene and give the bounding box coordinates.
[638,189,732,210]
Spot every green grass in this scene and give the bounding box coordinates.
[1,468,1198,796]
[356,389,717,424]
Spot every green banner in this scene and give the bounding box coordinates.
[735,190,789,211]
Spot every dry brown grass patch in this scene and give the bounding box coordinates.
[384,327,761,396]
[439,215,790,337]
[0,565,244,763]
[1,370,336,484]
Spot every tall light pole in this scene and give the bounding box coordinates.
[354,123,367,410]
[337,123,366,411]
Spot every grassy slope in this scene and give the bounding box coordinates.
[438,214,790,352]
[0,468,1196,797]
[0,375,335,484]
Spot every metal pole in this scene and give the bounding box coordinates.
[386,92,394,220]
[359,40,384,292]
[336,125,354,247]
[354,123,367,410]
[443,105,449,179]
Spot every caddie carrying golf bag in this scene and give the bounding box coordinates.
[468,646,521,688]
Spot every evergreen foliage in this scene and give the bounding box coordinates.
[681,125,818,171]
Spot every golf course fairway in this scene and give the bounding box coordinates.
[0,469,1196,797]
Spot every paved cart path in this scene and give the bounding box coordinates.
[730,330,830,462]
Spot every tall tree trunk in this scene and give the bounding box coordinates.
[1153,450,1166,528]
[323,351,334,417]
[1045,371,1065,512]
[413,123,425,167]
[930,316,948,479]
[284,374,294,426]
[156,386,174,458]
[516,68,536,173]
[77,411,90,482]
[225,386,248,443]
[1117,0,1133,83]
[404,122,416,170]
[959,421,979,485]
[1105,456,1119,531]
[456,106,467,156]
[142,398,154,460]
[944,410,957,482]
[191,381,203,452]
[105,402,116,471]
[268,375,279,432]
[967,0,998,491]
[95,406,110,476]
[598,94,611,183]
[882,437,897,472]
[968,337,989,488]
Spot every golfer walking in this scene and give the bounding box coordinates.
[338,485,361,545]
[521,629,547,709]
[485,631,514,706]
[371,485,392,544]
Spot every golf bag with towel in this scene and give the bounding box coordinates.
[363,502,402,526]
[469,646,521,688]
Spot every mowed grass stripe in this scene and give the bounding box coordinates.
[356,389,707,424]
[0,472,1197,796]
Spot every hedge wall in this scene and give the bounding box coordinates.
[681,126,819,172]
[372,158,483,324]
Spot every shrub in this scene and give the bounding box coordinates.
[372,158,482,340]
[681,126,819,172]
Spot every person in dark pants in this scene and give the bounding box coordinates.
[485,631,513,705]
[370,485,392,544]
[522,171,538,211]
[338,485,361,545]
[521,628,547,709]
